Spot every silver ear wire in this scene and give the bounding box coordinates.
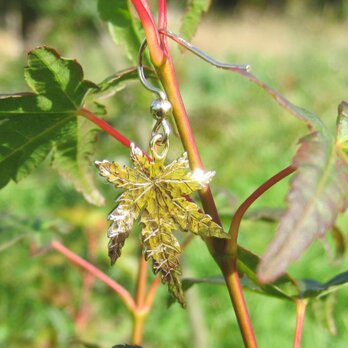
[138,39,167,101]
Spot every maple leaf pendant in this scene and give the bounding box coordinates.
[96,144,228,306]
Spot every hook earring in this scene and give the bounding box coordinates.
[138,38,172,160]
[95,35,229,307]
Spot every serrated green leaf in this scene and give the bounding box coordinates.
[98,0,144,64]
[180,0,211,41]
[258,131,348,283]
[0,47,104,205]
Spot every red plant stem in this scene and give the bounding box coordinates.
[144,276,161,309]
[228,165,296,255]
[131,0,165,66]
[51,240,136,313]
[131,4,256,346]
[220,259,257,348]
[79,107,131,148]
[293,299,308,348]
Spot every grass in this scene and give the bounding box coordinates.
[1,7,348,347]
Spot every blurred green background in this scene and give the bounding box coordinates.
[1,0,348,347]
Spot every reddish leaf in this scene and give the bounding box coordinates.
[258,127,348,283]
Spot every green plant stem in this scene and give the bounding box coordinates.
[51,240,136,312]
[132,310,147,345]
[228,165,296,255]
[293,299,308,348]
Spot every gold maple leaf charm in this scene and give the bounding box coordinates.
[95,143,228,306]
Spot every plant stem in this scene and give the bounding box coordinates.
[293,299,308,348]
[131,0,165,66]
[228,165,296,255]
[132,310,147,345]
[158,48,257,347]
[135,253,148,308]
[51,240,136,312]
[144,276,161,309]
[79,107,131,148]
[220,259,257,348]
[131,3,256,345]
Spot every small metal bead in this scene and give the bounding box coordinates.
[150,99,172,120]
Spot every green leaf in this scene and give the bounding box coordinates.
[168,246,298,305]
[237,246,298,300]
[0,47,104,205]
[180,0,211,41]
[98,0,144,64]
[299,270,348,299]
[258,130,348,283]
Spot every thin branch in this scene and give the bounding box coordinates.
[220,259,258,348]
[228,165,296,255]
[79,107,131,148]
[135,254,148,308]
[144,276,161,310]
[79,107,152,160]
[293,299,308,348]
[51,240,136,313]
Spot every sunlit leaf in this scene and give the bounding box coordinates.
[180,0,211,41]
[98,0,144,64]
[0,47,103,205]
[96,144,228,306]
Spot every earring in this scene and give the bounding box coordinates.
[95,38,228,306]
